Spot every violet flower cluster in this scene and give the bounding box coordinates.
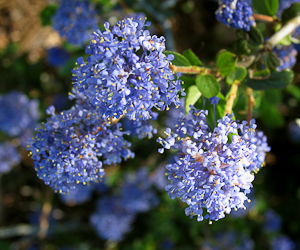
[0,91,39,140]
[52,0,99,46]
[28,100,134,194]
[90,168,158,241]
[216,0,255,31]
[157,107,270,222]
[0,142,21,174]
[70,16,183,124]
[29,16,184,193]
[272,44,298,71]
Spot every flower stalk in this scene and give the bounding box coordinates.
[224,81,239,115]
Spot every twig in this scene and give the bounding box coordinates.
[252,14,274,22]
[38,188,53,239]
[246,87,255,124]
[267,16,300,47]
[224,81,239,115]
[169,65,210,75]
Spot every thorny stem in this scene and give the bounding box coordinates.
[224,81,239,115]
[169,65,211,75]
[252,14,274,22]
[268,15,300,47]
[38,188,53,239]
[246,87,255,124]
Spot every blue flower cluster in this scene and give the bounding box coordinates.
[202,230,254,250]
[157,107,270,222]
[47,47,70,67]
[271,235,295,250]
[216,0,255,31]
[52,0,99,46]
[59,182,94,205]
[263,209,282,232]
[29,17,182,194]
[28,100,134,194]
[0,91,39,139]
[90,168,157,241]
[70,16,183,123]
[272,44,298,71]
[0,142,21,174]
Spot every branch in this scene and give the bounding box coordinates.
[169,65,210,75]
[224,81,239,115]
[252,14,274,22]
[267,16,300,47]
[246,87,255,124]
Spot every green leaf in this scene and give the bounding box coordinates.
[252,0,278,16]
[216,51,237,76]
[246,70,294,90]
[196,74,220,98]
[226,67,247,84]
[248,26,264,48]
[185,85,202,113]
[234,39,251,55]
[40,5,57,26]
[182,49,202,66]
[264,52,281,70]
[259,97,285,128]
[180,75,196,89]
[163,51,190,66]
[282,3,300,23]
[285,85,300,101]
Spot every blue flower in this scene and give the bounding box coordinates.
[90,196,134,241]
[216,0,255,31]
[271,235,295,250]
[0,91,39,138]
[263,209,282,232]
[59,182,94,205]
[52,0,99,46]
[27,100,134,193]
[0,142,21,174]
[70,16,183,124]
[157,107,269,222]
[47,47,70,67]
[272,44,298,71]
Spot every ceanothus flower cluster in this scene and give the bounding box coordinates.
[216,0,255,31]
[27,100,134,194]
[52,0,99,46]
[0,91,39,138]
[0,142,21,174]
[157,107,270,222]
[272,44,298,71]
[90,168,158,241]
[70,16,183,124]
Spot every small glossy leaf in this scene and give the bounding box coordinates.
[282,3,300,23]
[196,74,220,98]
[226,67,247,84]
[264,52,281,70]
[180,76,196,89]
[248,26,264,48]
[252,0,278,16]
[185,85,202,113]
[182,49,202,66]
[40,5,57,26]
[163,51,190,66]
[246,70,294,90]
[216,51,237,76]
[234,39,251,55]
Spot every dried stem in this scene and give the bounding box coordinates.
[224,81,239,115]
[38,188,53,239]
[246,87,255,124]
[252,14,274,22]
[268,15,300,47]
[169,65,210,75]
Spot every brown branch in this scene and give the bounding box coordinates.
[252,14,274,23]
[224,81,239,115]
